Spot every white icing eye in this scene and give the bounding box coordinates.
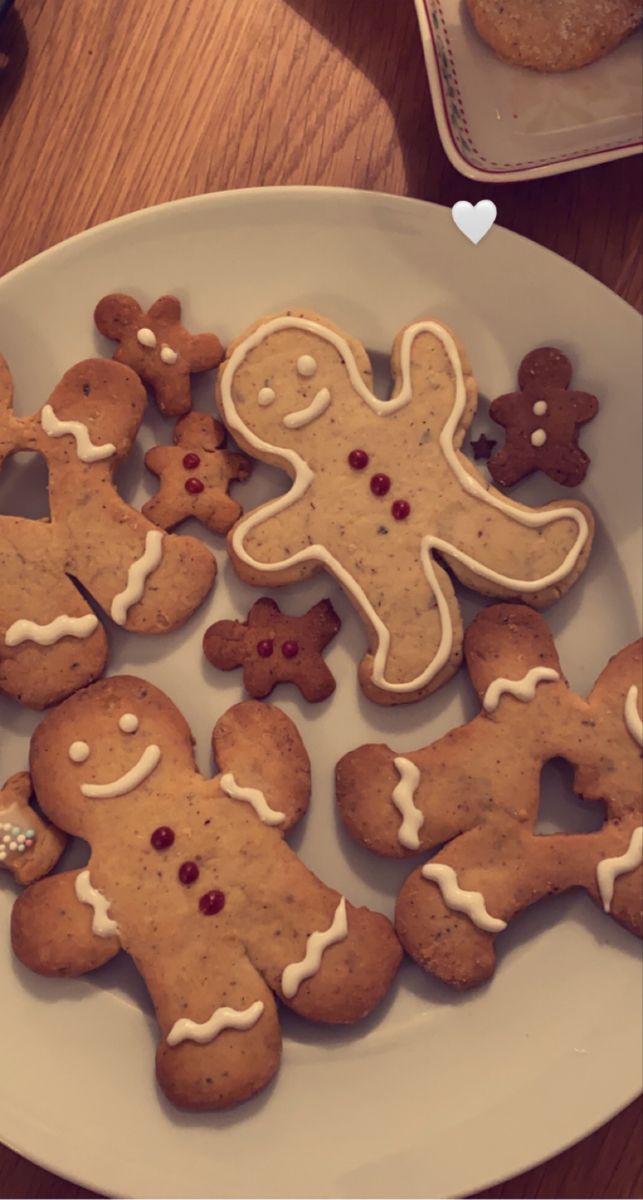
[69,741,90,763]
[118,713,139,734]
[160,345,178,365]
[137,328,157,349]
[258,387,276,406]
[297,355,317,378]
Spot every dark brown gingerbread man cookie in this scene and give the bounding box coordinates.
[488,348,598,488]
[203,597,341,702]
[94,293,224,417]
[143,413,252,534]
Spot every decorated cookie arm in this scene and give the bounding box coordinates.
[227,492,321,587]
[12,869,120,976]
[0,772,66,885]
[0,517,108,710]
[212,701,310,832]
[140,933,281,1111]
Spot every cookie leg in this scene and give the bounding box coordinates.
[434,486,592,606]
[11,870,120,976]
[142,485,193,532]
[139,935,282,1110]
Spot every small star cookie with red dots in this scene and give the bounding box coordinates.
[488,348,599,488]
[11,676,401,1109]
[94,293,224,417]
[0,771,66,885]
[215,309,594,706]
[203,596,341,701]
[143,413,252,534]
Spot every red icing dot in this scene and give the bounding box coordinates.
[370,473,391,497]
[185,477,204,494]
[182,452,201,470]
[178,861,199,885]
[257,639,274,658]
[348,448,369,470]
[199,889,226,915]
[281,640,299,659]
[391,499,411,520]
[151,826,174,850]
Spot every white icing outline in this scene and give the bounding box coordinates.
[80,745,161,798]
[596,827,643,912]
[392,757,423,850]
[220,772,285,825]
[137,328,157,348]
[219,317,590,694]
[41,404,116,463]
[167,1000,264,1047]
[531,429,547,447]
[281,896,348,999]
[110,530,164,625]
[75,870,119,937]
[482,667,560,714]
[624,685,643,747]
[283,387,331,429]
[421,863,507,933]
[4,613,98,648]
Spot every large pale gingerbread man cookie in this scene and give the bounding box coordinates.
[216,311,594,705]
[0,355,215,709]
[337,604,642,988]
[12,676,401,1109]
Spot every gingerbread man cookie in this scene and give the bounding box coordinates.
[216,310,594,705]
[0,771,66,885]
[488,348,599,488]
[12,676,401,1109]
[143,412,252,534]
[203,596,341,701]
[94,293,224,417]
[337,604,642,989]
[0,355,215,709]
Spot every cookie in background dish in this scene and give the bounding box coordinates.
[466,0,642,71]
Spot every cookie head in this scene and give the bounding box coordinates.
[29,676,195,835]
[41,360,146,463]
[518,348,572,392]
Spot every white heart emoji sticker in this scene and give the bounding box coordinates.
[451,200,497,245]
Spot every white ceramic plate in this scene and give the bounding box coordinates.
[0,188,641,1200]
[415,0,643,182]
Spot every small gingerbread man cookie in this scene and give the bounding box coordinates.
[94,293,224,417]
[0,772,66,886]
[203,597,341,701]
[488,348,599,487]
[143,413,252,534]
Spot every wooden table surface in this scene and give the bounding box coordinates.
[0,0,641,1197]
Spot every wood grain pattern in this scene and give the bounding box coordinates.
[0,0,641,1196]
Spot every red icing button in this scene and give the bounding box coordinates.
[182,452,201,470]
[178,861,199,885]
[150,826,174,850]
[348,449,369,470]
[281,640,299,659]
[391,499,411,520]
[257,639,274,658]
[370,473,391,497]
[185,477,204,494]
[199,889,226,915]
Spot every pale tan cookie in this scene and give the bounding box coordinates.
[94,293,224,417]
[467,0,642,71]
[0,355,216,710]
[216,309,594,706]
[0,772,66,886]
[143,412,252,534]
[12,676,401,1110]
[337,604,642,988]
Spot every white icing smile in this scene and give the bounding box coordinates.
[283,387,331,430]
[80,744,161,798]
